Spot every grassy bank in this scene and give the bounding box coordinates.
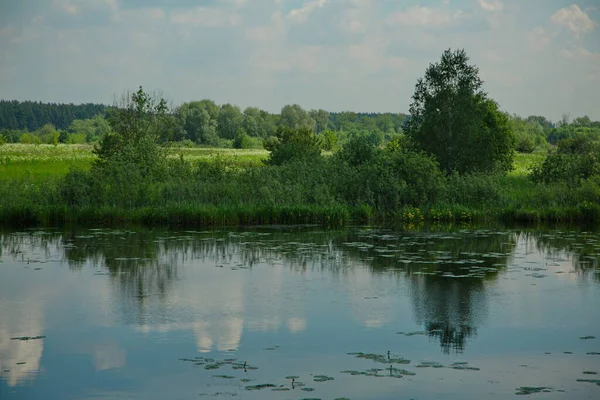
[0,144,598,228]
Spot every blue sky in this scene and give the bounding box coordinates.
[0,0,598,120]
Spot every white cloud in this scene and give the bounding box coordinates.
[477,0,504,12]
[287,0,327,23]
[387,5,463,28]
[550,4,595,37]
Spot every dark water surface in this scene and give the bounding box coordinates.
[1,226,599,399]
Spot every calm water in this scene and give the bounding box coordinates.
[1,226,599,399]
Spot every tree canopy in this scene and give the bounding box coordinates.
[405,48,515,174]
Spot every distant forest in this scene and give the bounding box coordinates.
[1,98,599,153]
[0,100,108,131]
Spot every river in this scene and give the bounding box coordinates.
[1,226,599,399]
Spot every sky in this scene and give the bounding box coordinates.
[0,0,599,121]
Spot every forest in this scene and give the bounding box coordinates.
[1,48,599,227]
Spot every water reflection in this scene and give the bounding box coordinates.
[1,226,599,368]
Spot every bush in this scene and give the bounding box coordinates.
[264,126,322,165]
[531,136,600,185]
[443,172,501,205]
[331,141,445,209]
[515,134,535,153]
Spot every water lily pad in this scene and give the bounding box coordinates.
[313,375,334,382]
[583,371,597,375]
[515,386,553,395]
[576,379,600,386]
[580,336,596,340]
[10,336,45,341]
[245,384,277,390]
[347,352,410,364]
[450,362,480,371]
[301,387,315,391]
[213,375,235,379]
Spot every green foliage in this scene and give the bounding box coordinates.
[93,86,171,181]
[217,104,244,139]
[309,109,331,133]
[264,126,322,165]
[68,115,111,143]
[531,136,600,185]
[20,133,42,144]
[0,134,5,145]
[405,48,515,174]
[0,100,106,131]
[335,135,377,167]
[67,133,87,144]
[233,131,256,149]
[511,115,547,153]
[331,138,445,209]
[547,124,600,145]
[319,129,338,151]
[515,134,535,153]
[279,104,315,130]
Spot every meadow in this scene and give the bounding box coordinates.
[0,143,539,180]
[0,144,269,181]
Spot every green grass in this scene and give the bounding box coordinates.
[0,144,269,181]
[510,151,546,177]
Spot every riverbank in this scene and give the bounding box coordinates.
[1,145,598,228]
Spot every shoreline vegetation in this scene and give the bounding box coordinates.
[1,49,599,229]
[1,144,598,228]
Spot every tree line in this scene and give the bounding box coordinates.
[0,98,407,148]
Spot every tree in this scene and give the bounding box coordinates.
[243,107,264,137]
[217,104,244,139]
[94,86,171,178]
[280,104,315,130]
[405,48,515,174]
[68,115,111,143]
[319,129,338,151]
[309,109,330,133]
[177,100,219,144]
[264,126,322,165]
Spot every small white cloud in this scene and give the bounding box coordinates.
[287,0,327,23]
[550,4,595,37]
[477,0,504,12]
[387,5,463,28]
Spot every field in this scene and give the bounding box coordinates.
[0,144,269,181]
[0,143,541,180]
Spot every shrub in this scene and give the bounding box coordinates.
[531,136,600,185]
[264,126,322,165]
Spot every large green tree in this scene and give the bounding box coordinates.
[177,100,219,144]
[280,104,315,130]
[405,48,515,174]
[217,103,244,139]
